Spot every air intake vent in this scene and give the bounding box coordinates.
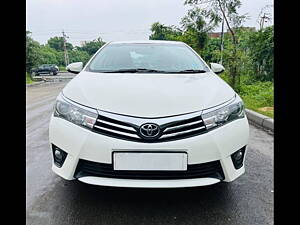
[74,159,225,180]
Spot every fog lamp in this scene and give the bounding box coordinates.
[54,150,63,161]
[231,146,246,169]
[52,145,68,168]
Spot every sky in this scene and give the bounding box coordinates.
[26,0,273,46]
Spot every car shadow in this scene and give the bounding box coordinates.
[42,179,238,225]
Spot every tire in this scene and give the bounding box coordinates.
[50,71,54,76]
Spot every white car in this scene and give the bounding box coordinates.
[49,40,249,188]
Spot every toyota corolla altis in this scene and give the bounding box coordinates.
[49,40,249,188]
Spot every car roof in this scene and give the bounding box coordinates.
[108,40,185,45]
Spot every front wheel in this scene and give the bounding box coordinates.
[50,71,54,76]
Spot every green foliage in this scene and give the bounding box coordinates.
[184,0,247,32]
[149,9,211,52]
[184,0,248,90]
[179,8,211,51]
[36,46,59,65]
[204,26,273,86]
[68,50,90,65]
[239,81,273,104]
[246,26,274,81]
[202,37,222,62]
[77,37,106,55]
[47,36,73,51]
[26,72,33,84]
[149,22,182,41]
[239,81,274,118]
[26,31,40,72]
[58,66,66,71]
[26,32,106,70]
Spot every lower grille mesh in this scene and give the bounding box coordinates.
[74,159,225,180]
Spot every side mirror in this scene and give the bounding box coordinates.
[66,62,83,74]
[210,63,225,74]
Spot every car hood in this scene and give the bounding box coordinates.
[63,71,235,117]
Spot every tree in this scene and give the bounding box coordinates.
[77,37,106,56]
[26,31,40,73]
[47,36,73,51]
[149,8,212,53]
[184,0,247,91]
[247,26,273,81]
[202,37,223,63]
[68,50,90,65]
[180,8,211,52]
[149,22,182,41]
[36,45,60,66]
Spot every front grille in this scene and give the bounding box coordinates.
[92,110,207,143]
[74,159,225,180]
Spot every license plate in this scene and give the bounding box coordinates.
[113,152,187,171]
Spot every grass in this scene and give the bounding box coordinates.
[26,72,34,84]
[59,66,67,72]
[239,81,274,118]
[220,74,274,118]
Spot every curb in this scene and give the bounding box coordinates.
[26,81,45,87]
[245,109,273,132]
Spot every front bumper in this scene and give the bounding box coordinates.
[49,115,249,188]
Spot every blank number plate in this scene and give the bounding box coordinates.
[113,152,187,171]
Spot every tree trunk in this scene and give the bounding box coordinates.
[216,0,239,91]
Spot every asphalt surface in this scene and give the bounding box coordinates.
[26,80,274,225]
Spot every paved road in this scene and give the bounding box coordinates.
[26,81,273,225]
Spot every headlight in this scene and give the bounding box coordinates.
[202,94,245,130]
[54,93,98,130]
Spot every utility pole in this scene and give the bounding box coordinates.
[62,30,69,66]
[259,13,271,30]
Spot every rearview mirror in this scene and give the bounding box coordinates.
[66,62,83,74]
[210,63,225,74]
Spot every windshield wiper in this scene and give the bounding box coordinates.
[175,69,208,73]
[101,68,169,73]
[99,68,208,74]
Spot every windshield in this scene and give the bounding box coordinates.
[86,43,210,73]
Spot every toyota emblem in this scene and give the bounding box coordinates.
[139,123,161,139]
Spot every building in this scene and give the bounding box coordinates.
[209,27,256,38]
[208,32,222,38]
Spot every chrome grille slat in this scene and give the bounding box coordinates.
[97,109,203,126]
[96,119,136,132]
[94,125,139,138]
[164,120,203,133]
[161,126,206,138]
[92,110,207,142]
[95,122,137,134]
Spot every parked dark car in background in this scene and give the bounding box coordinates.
[31,64,59,76]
